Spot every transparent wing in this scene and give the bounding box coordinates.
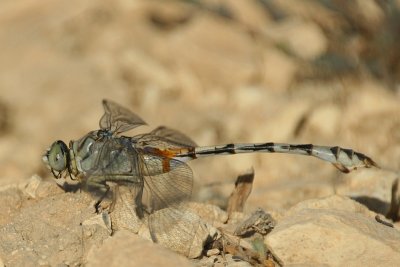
[99,99,147,134]
[140,154,193,211]
[149,126,197,147]
[134,128,197,150]
[138,152,198,251]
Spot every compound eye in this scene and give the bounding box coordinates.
[48,141,69,172]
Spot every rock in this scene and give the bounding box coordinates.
[263,18,327,60]
[214,253,253,267]
[186,202,228,224]
[206,248,220,257]
[253,99,312,141]
[0,178,219,265]
[148,206,214,259]
[262,47,298,92]
[341,86,400,171]
[87,230,194,267]
[224,1,272,32]
[303,103,342,138]
[22,174,42,198]
[344,82,400,121]
[197,253,253,267]
[234,208,275,236]
[168,13,257,89]
[250,180,335,212]
[283,195,376,216]
[0,190,110,266]
[353,0,384,26]
[142,0,194,31]
[0,176,64,227]
[265,195,400,266]
[232,86,268,111]
[0,186,23,226]
[335,169,398,215]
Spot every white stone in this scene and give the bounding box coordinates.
[23,174,42,198]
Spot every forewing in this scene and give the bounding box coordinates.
[150,126,197,147]
[134,128,197,151]
[99,99,146,134]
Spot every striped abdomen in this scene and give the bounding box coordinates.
[174,143,377,173]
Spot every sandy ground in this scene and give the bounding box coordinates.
[0,1,399,266]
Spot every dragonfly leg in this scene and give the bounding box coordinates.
[94,186,110,213]
[108,183,119,213]
[133,185,145,219]
[83,176,111,213]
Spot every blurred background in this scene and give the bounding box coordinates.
[0,0,399,212]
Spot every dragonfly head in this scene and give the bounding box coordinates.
[43,140,70,178]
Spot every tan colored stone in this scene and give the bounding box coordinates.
[304,103,342,138]
[249,180,335,212]
[355,0,384,24]
[344,82,400,121]
[0,188,109,266]
[335,169,398,214]
[224,0,272,31]
[186,202,228,224]
[86,230,194,267]
[255,99,312,141]
[168,14,257,89]
[23,174,43,199]
[262,48,298,92]
[263,18,327,60]
[266,196,400,266]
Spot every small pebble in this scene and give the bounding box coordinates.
[206,248,220,257]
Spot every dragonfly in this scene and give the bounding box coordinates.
[42,100,377,250]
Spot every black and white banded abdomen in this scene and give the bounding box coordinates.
[175,142,377,173]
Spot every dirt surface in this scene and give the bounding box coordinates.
[1,1,400,266]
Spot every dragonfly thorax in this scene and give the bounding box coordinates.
[69,132,100,175]
[96,129,113,139]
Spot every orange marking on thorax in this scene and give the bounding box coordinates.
[151,147,189,173]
